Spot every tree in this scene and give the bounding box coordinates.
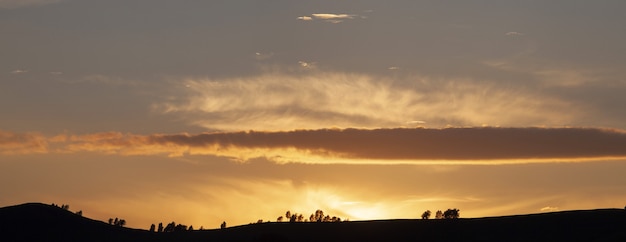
[119,219,126,227]
[108,218,114,225]
[285,211,291,220]
[174,224,187,231]
[421,210,431,219]
[158,223,163,232]
[277,216,283,222]
[164,222,176,232]
[188,225,193,231]
[435,210,443,219]
[149,224,156,232]
[443,208,460,219]
[75,210,82,216]
[220,221,226,229]
[314,210,325,222]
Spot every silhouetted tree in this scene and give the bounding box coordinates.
[285,211,291,220]
[109,218,126,227]
[149,224,156,232]
[61,204,70,210]
[435,210,443,219]
[75,210,82,216]
[164,222,176,232]
[174,224,187,231]
[443,208,460,219]
[314,210,325,222]
[220,221,226,229]
[188,225,193,231]
[158,222,163,232]
[277,216,283,222]
[421,210,431,219]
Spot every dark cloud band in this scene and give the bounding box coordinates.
[150,127,626,160]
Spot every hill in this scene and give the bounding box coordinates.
[1,203,625,241]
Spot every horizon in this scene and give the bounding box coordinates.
[4,202,625,230]
[2,0,626,230]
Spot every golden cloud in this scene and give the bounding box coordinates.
[156,72,580,131]
[0,130,48,155]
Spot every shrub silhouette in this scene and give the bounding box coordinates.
[421,210,431,219]
[435,210,443,219]
[109,217,126,227]
[443,208,460,219]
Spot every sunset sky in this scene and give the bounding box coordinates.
[2,0,626,229]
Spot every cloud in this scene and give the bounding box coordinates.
[505,31,524,36]
[297,16,313,21]
[311,13,355,20]
[254,52,274,61]
[540,206,559,212]
[0,130,48,155]
[155,72,581,131]
[298,61,316,69]
[3,128,626,164]
[10,69,27,74]
[0,0,66,9]
[298,13,358,23]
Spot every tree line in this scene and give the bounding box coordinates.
[421,208,460,219]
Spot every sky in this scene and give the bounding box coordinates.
[1,0,626,229]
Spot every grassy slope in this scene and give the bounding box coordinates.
[1,203,625,242]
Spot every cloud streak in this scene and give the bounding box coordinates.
[298,13,358,23]
[2,128,625,164]
[0,130,48,155]
[155,72,581,131]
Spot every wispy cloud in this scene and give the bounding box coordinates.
[254,52,274,61]
[0,130,48,155]
[3,128,625,164]
[311,13,355,20]
[10,69,27,74]
[297,16,313,21]
[298,60,316,69]
[505,31,524,36]
[155,72,580,131]
[540,206,559,212]
[298,13,358,23]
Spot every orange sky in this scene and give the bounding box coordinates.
[2,0,626,229]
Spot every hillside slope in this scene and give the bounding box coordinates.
[1,203,625,242]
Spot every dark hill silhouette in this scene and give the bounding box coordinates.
[1,203,625,241]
